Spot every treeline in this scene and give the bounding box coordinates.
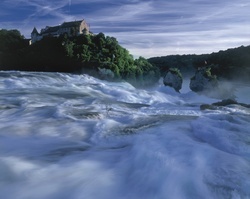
[0,29,159,87]
[2,28,249,85]
[148,45,250,81]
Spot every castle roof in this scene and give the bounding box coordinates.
[31,27,38,34]
[61,20,83,28]
[31,19,88,43]
[42,26,60,34]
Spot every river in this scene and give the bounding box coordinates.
[0,71,250,199]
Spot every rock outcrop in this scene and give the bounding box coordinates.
[98,68,115,80]
[163,68,183,92]
[200,99,250,110]
[190,67,218,93]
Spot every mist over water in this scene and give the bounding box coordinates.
[0,71,250,199]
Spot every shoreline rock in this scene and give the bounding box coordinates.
[163,68,183,92]
[200,99,250,110]
[190,67,218,93]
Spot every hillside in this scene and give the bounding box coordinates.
[148,45,250,81]
[0,29,159,87]
[1,29,249,84]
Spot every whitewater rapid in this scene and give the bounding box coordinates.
[0,71,250,199]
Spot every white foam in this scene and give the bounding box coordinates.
[0,71,250,199]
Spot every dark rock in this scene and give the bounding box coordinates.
[190,67,218,93]
[200,104,217,110]
[163,68,183,92]
[212,99,238,106]
[200,99,250,110]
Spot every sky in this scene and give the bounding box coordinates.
[0,0,250,58]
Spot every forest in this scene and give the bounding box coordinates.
[0,29,159,87]
[1,28,250,86]
[148,45,250,81]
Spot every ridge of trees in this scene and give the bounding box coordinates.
[148,45,250,81]
[0,29,159,87]
[1,29,249,85]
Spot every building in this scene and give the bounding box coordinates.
[30,19,90,44]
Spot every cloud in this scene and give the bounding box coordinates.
[1,0,77,36]
[21,0,71,19]
[89,0,250,57]
[1,0,250,57]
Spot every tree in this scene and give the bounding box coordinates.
[0,30,161,86]
[0,29,26,52]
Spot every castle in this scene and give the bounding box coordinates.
[31,19,90,44]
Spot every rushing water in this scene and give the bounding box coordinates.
[0,71,250,199]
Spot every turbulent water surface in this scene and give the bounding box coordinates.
[0,71,250,199]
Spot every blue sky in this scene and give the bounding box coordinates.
[1,0,250,58]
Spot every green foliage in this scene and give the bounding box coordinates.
[205,67,211,77]
[207,46,250,80]
[0,29,29,69]
[148,45,250,82]
[169,68,182,78]
[204,67,217,80]
[64,41,75,58]
[0,29,26,52]
[59,33,159,86]
[0,30,160,86]
[148,54,197,77]
[190,66,217,84]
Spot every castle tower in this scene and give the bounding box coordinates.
[31,27,39,44]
